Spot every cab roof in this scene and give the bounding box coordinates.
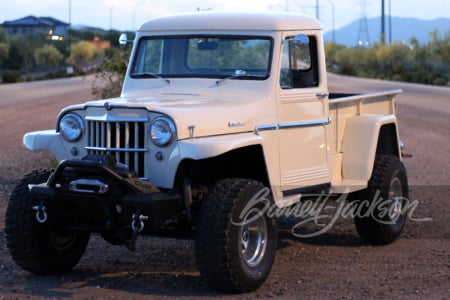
[138,11,321,32]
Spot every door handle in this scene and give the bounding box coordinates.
[316,92,329,100]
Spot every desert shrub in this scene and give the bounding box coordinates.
[2,70,21,83]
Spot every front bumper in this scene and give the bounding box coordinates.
[29,156,183,234]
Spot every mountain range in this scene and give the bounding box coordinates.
[323,17,449,46]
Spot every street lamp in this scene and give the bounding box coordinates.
[110,6,113,30]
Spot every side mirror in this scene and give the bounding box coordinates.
[284,34,309,46]
[119,33,132,47]
[292,34,309,44]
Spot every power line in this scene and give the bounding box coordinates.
[357,0,370,47]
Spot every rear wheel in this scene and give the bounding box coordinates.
[5,169,90,274]
[354,155,408,245]
[195,178,278,293]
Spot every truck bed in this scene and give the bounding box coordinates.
[328,89,402,152]
[327,89,402,192]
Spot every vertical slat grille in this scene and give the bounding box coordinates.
[85,120,147,177]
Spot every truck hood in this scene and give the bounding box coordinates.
[74,84,274,140]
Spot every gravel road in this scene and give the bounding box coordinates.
[0,74,448,299]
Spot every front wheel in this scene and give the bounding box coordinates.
[5,169,90,275]
[354,155,409,245]
[195,179,278,293]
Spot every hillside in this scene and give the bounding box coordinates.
[324,17,449,46]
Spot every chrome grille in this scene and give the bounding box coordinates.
[85,119,147,177]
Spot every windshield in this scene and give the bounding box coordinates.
[131,35,273,80]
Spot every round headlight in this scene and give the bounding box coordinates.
[60,113,84,142]
[150,116,176,146]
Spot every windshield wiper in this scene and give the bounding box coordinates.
[133,72,171,85]
[215,73,266,86]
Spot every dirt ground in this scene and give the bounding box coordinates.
[0,75,448,299]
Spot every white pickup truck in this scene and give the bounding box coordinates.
[6,12,408,292]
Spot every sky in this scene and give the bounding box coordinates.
[0,0,449,34]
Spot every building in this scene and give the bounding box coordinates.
[1,15,69,40]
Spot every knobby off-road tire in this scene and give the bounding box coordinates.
[195,178,278,293]
[5,169,90,274]
[354,155,409,245]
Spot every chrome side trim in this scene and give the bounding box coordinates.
[254,124,277,134]
[255,118,330,134]
[278,118,331,129]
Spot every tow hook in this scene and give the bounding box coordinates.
[125,212,149,251]
[32,204,48,223]
[131,213,149,233]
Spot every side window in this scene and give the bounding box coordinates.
[280,35,319,89]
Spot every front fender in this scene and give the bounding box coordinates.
[176,132,263,160]
[155,133,264,188]
[23,130,68,161]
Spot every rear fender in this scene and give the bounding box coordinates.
[341,115,400,181]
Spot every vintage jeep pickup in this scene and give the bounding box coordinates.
[5,12,408,292]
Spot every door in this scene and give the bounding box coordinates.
[278,33,330,197]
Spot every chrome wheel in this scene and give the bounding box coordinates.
[240,207,268,267]
[195,179,278,292]
[388,176,403,221]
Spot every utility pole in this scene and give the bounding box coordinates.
[357,0,370,47]
[68,0,71,56]
[381,0,385,43]
[68,0,71,30]
[316,0,319,20]
[388,0,392,44]
[67,0,73,74]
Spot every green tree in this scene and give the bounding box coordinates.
[361,46,379,78]
[376,42,412,81]
[4,32,47,76]
[426,30,450,84]
[0,27,9,65]
[0,43,8,66]
[10,35,35,75]
[66,41,102,67]
[326,29,449,85]
[334,47,363,75]
[0,27,8,43]
[34,44,63,71]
